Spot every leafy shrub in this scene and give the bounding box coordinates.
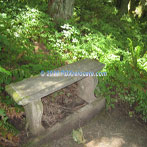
[99,58,147,121]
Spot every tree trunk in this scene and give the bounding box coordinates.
[48,0,75,22]
[119,0,130,15]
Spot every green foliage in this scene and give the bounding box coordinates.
[0,66,11,76]
[99,60,147,121]
[0,108,19,136]
[127,38,146,69]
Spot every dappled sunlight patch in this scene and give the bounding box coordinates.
[137,54,147,71]
[85,137,125,147]
[102,53,120,63]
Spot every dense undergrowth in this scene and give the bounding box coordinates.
[0,0,147,145]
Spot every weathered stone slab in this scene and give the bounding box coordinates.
[5,59,105,105]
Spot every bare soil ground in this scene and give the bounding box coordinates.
[47,104,147,147]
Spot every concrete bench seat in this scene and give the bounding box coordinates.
[5,59,105,135]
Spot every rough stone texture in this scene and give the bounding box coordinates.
[5,59,105,106]
[24,97,105,147]
[24,100,45,135]
[76,77,98,103]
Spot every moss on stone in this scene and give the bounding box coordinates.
[5,85,22,103]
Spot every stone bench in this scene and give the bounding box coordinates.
[5,59,105,135]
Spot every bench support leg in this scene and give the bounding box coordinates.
[77,77,98,103]
[24,99,44,135]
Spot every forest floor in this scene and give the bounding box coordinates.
[46,104,147,147]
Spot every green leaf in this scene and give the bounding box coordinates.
[0,109,5,116]
[72,128,86,144]
[0,66,11,75]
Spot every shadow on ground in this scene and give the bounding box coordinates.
[47,105,147,147]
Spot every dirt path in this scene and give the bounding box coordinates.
[46,105,147,147]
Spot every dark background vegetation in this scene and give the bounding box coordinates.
[0,0,147,145]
